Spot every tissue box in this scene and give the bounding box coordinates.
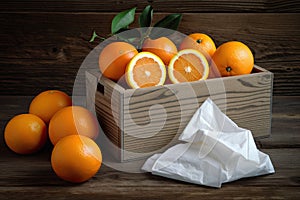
[86,65,273,162]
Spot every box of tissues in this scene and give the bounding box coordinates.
[142,98,275,188]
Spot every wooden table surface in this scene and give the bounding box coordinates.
[0,95,299,199]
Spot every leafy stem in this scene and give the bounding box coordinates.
[89,30,106,43]
[90,5,182,46]
[136,27,152,50]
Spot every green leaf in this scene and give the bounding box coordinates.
[150,14,182,39]
[111,7,136,34]
[154,14,182,30]
[89,30,99,43]
[139,5,153,27]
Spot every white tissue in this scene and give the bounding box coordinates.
[142,98,275,188]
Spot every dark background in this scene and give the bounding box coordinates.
[0,2,299,199]
[0,0,299,96]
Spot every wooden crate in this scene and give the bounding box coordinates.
[86,65,273,162]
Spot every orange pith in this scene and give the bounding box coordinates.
[168,49,209,84]
[133,57,162,88]
[126,52,166,89]
[173,53,204,82]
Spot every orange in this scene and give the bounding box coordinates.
[4,114,47,154]
[212,41,254,76]
[51,135,102,183]
[179,33,216,61]
[125,52,166,88]
[99,41,138,81]
[142,37,178,65]
[49,106,99,145]
[29,90,72,124]
[168,49,209,84]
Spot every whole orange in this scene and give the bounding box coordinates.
[29,90,72,124]
[48,106,99,145]
[179,33,216,61]
[51,135,102,183]
[142,37,178,65]
[4,114,47,154]
[212,41,254,76]
[99,41,138,81]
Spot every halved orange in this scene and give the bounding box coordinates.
[168,49,209,84]
[125,52,166,89]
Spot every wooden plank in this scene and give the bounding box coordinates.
[0,0,299,12]
[121,67,272,161]
[92,71,125,160]
[0,13,299,96]
[256,96,300,148]
[0,96,299,199]
[0,147,299,199]
[85,70,98,111]
[95,92,122,147]
[94,91,123,161]
[0,186,299,200]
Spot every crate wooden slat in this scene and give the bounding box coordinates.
[86,65,273,162]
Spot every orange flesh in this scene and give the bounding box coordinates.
[133,57,162,88]
[173,54,204,82]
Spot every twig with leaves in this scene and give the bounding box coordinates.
[89,5,182,46]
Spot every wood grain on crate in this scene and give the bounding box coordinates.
[95,86,123,147]
[91,65,273,161]
[124,67,272,159]
[0,12,299,96]
[86,71,123,160]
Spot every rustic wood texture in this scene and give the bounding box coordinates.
[0,0,299,12]
[0,95,299,199]
[92,66,273,161]
[123,66,273,160]
[0,11,299,96]
[94,81,123,146]
[95,91,122,161]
